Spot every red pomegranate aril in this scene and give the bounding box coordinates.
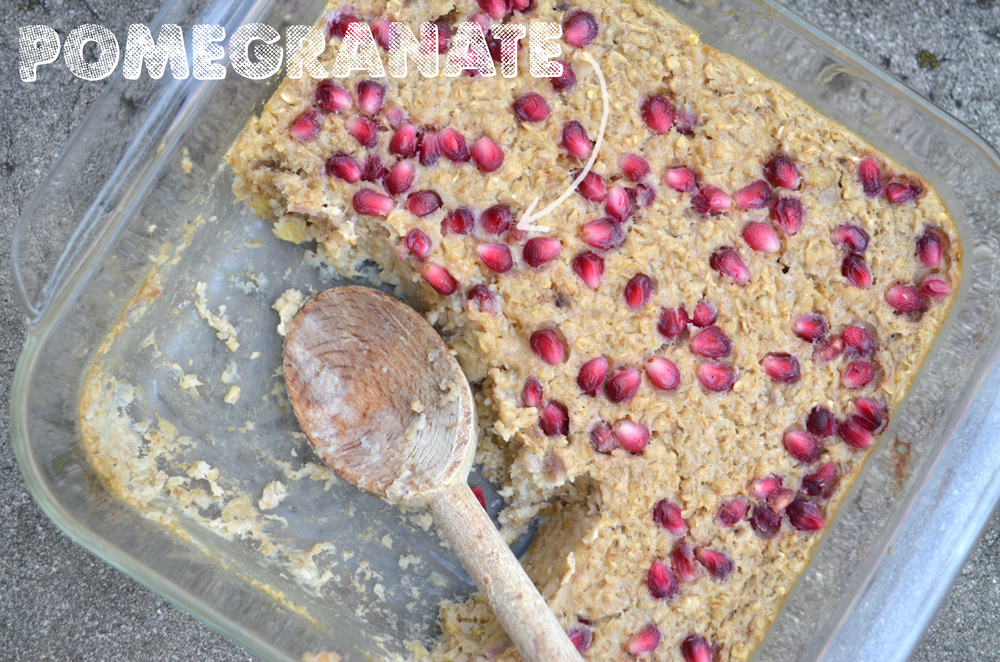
[716,496,749,528]
[325,153,362,183]
[842,360,876,389]
[710,248,750,284]
[802,462,838,498]
[512,92,551,122]
[831,224,870,254]
[468,284,499,314]
[562,121,593,159]
[647,560,679,600]
[917,228,945,268]
[763,353,800,383]
[681,635,714,662]
[475,243,513,273]
[439,128,470,162]
[417,130,441,166]
[522,377,543,408]
[769,488,795,513]
[855,398,885,432]
[886,180,923,204]
[562,10,598,47]
[572,252,605,288]
[695,548,733,580]
[606,368,641,403]
[371,18,395,50]
[664,166,698,193]
[692,185,733,215]
[577,356,609,395]
[692,301,717,328]
[733,179,773,209]
[472,136,505,173]
[470,486,487,511]
[646,357,680,391]
[772,197,805,235]
[581,218,625,251]
[815,337,844,363]
[632,183,656,207]
[614,419,650,453]
[672,541,698,582]
[604,185,632,222]
[356,80,385,117]
[315,80,353,112]
[477,0,511,20]
[922,276,951,299]
[385,160,415,195]
[627,624,662,655]
[652,499,686,535]
[842,254,872,289]
[743,221,781,253]
[566,626,592,654]
[346,116,378,148]
[690,326,732,358]
[389,124,417,157]
[590,421,617,454]
[529,330,564,365]
[421,263,458,295]
[538,401,569,436]
[784,429,821,464]
[807,406,837,438]
[362,154,386,182]
[353,189,393,216]
[384,106,406,130]
[858,156,883,197]
[481,204,512,236]
[787,499,825,531]
[576,170,607,202]
[657,306,690,340]
[290,109,321,141]
[793,314,827,343]
[642,95,675,133]
[697,362,736,392]
[751,502,782,537]
[327,12,361,38]
[523,237,562,268]
[407,190,442,217]
[551,59,576,91]
[840,325,872,356]
[429,22,451,53]
[404,229,432,261]
[751,475,783,500]
[764,153,800,190]
[442,207,475,235]
[839,416,874,448]
[886,283,927,313]
[624,274,654,310]
[620,154,650,182]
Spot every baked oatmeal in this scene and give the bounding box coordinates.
[228,0,961,659]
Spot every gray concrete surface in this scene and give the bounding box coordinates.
[1,0,999,660]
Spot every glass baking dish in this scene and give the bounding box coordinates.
[12,0,1000,660]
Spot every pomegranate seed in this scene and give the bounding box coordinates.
[439,128,470,162]
[657,306,690,340]
[762,353,800,383]
[793,314,827,343]
[807,406,836,438]
[353,189,393,216]
[576,170,607,202]
[742,221,781,253]
[787,499,825,531]
[839,416,874,448]
[838,326,870,357]
[388,124,416,158]
[692,301,717,327]
[917,228,945,268]
[315,80,353,112]
[691,186,733,215]
[681,635,714,662]
[512,92,551,122]
[632,183,656,207]
[886,180,923,204]
[614,419,650,453]
[673,108,698,134]
[346,116,378,148]
[604,185,633,221]
[831,224,870,254]
[468,284,499,314]
[697,362,736,392]
[710,248,750,284]
[645,357,680,391]
[405,229,432,261]
[624,274,654,310]
[647,560,679,600]
[290,109,321,141]
[566,626,593,653]
[472,136,505,173]
[442,207,475,235]
[664,167,697,193]
[690,326,732,358]
[751,475,783,500]
[481,204,512,235]
[325,153,362,183]
[581,218,625,251]
[764,153,800,190]
[733,179,773,209]
[384,160,415,195]
[802,462,838,498]
[521,377,543,408]
[814,337,844,363]
[407,190,442,217]
[590,421,616,454]
[551,60,576,91]
[417,130,441,166]
[362,154,386,182]
[539,401,569,436]
[772,197,805,235]
[855,398,885,432]
[886,283,927,313]
[356,80,385,117]
[652,500,686,535]
[842,255,872,289]
[750,502,782,537]
[858,156,883,197]
[672,541,698,582]
[327,12,361,39]
[627,624,661,655]
[523,237,562,268]
[469,486,487,511]
[577,356,609,395]
[769,488,795,513]
[642,95,675,133]
[370,18,394,50]
[716,496,749,528]
[842,360,876,389]
[477,0,511,20]
[429,22,451,53]
[605,368,641,403]
[530,329,564,364]
[695,548,733,580]
[784,430,821,464]
[475,243,513,273]
[572,252,605,288]
[561,121,593,159]
[421,263,458,295]
[469,12,492,35]
[620,154,650,182]
[922,276,951,299]
[384,106,406,130]
[562,10,598,47]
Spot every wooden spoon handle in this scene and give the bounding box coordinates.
[429,483,584,662]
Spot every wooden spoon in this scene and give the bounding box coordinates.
[283,286,583,662]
